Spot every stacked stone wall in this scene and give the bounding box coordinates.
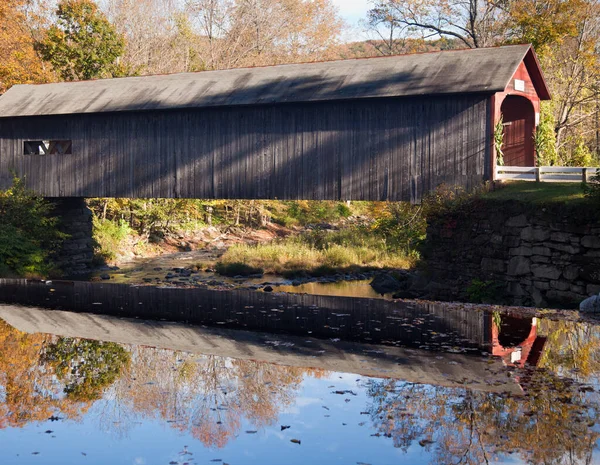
[51,198,95,274]
[423,200,600,307]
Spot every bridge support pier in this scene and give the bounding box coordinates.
[51,197,95,275]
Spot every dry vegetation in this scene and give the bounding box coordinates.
[216,230,417,277]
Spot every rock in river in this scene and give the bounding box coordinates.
[580,293,600,313]
[370,273,403,295]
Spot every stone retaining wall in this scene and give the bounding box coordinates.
[423,200,600,308]
[51,198,95,274]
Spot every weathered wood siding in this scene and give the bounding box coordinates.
[0,95,490,201]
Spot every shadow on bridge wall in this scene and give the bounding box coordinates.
[0,73,491,202]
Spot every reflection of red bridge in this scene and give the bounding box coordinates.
[492,315,547,368]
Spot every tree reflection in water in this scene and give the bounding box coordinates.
[0,317,599,463]
[0,319,324,447]
[366,317,600,465]
[101,349,324,447]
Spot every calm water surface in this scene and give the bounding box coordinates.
[0,297,599,465]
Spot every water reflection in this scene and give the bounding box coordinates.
[0,310,599,464]
[367,375,598,464]
[0,279,538,350]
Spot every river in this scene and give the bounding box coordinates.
[0,278,598,464]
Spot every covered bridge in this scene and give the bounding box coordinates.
[0,44,550,202]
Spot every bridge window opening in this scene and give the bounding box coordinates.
[24,140,72,155]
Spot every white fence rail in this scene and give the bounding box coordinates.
[496,166,599,183]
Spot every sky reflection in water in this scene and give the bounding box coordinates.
[0,310,599,465]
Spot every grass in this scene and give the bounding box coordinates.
[92,217,133,261]
[484,181,586,204]
[214,262,264,277]
[215,227,416,278]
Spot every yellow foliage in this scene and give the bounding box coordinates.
[0,0,53,93]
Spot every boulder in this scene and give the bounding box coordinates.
[580,293,600,313]
[370,273,403,295]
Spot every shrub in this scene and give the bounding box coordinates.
[0,178,66,277]
[92,217,132,261]
[466,279,506,304]
[214,261,264,277]
[583,174,600,201]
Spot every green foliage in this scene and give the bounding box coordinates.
[35,0,125,81]
[492,311,502,334]
[583,174,600,202]
[466,279,506,304]
[494,116,505,166]
[569,139,596,167]
[87,198,208,237]
[92,217,132,261]
[43,338,130,402]
[0,177,66,277]
[535,102,559,166]
[278,201,353,226]
[371,203,427,254]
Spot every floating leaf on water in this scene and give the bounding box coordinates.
[290,439,301,445]
[281,425,290,431]
[245,430,258,434]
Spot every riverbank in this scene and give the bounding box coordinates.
[85,181,600,309]
[420,182,600,308]
[88,200,422,285]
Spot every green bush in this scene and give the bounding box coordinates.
[0,178,66,277]
[583,174,600,201]
[466,279,506,304]
[535,102,558,166]
[92,217,132,261]
[276,201,353,225]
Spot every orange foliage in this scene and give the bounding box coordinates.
[0,0,53,93]
[0,321,92,427]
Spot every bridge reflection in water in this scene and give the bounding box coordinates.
[0,279,597,464]
[0,279,546,392]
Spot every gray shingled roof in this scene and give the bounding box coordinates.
[0,44,535,117]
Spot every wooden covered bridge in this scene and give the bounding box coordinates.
[0,44,550,202]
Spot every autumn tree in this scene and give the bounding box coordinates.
[509,0,600,162]
[35,0,125,81]
[100,0,198,75]
[0,321,94,428]
[365,0,508,50]
[101,0,343,76]
[0,0,52,93]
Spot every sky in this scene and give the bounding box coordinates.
[332,0,370,26]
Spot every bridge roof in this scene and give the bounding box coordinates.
[0,44,548,118]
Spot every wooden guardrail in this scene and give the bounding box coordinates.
[496,166,599,182]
